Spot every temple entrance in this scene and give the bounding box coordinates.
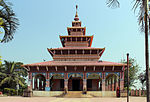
[72,79,80,91]
[68,73,83,91]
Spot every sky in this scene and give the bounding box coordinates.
[0,0,148,74]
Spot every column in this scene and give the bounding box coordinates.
[120,79,124,90]
[28,72,32,89]
[32,76,35,89]
[116,77,119,90]
[45,72,50,91]
[120,72,124,91]
[64,73,68,93]
[112,77,114,91]
[83,73,87,92]
[64,79,68,92]
[102,72,105,91]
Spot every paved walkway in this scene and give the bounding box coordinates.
[0,96,146,102]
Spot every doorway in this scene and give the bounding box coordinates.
[72,79,80,91]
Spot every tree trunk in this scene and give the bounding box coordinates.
[149,72,150,102]
[145,0,149,101]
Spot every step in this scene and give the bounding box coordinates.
[63,91,93,98]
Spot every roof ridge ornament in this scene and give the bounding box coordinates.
[74,5,79,21]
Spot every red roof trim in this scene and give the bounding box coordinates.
[24,61,127,67]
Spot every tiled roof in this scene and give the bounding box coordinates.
[24,61,126,66]
[47,47,105,50]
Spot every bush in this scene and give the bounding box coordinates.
[4,88,17,96]
[18,89,23,96]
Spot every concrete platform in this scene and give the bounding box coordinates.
[32,91,116,97]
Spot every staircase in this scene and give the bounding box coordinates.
[63,91,92,98]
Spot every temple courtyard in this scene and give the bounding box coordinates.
[0,97,146,102]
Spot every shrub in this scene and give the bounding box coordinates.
[4,88,17,96]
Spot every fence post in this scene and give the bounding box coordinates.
[132,89,134,96]
[142,90,144,96]
[139,89,141,96]
[136,89,138,96]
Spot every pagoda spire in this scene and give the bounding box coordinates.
[74,5,79,21]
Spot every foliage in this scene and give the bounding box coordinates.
[138,71,146,90]
[0,60,27,95]
[0,56,2,65]
[4,88,16,96]
[106,0,146,33]
[121,58,140,88]
[0,0,19,43]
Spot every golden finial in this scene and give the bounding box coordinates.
[75,5,78,17]
[74,5,79,21]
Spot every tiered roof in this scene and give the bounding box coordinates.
[47,5,105,61]
[24,5,126,69]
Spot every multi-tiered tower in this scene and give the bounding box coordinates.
[48,5,105,61]
[25,5,126,95]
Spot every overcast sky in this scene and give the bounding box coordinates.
[0,0,148,75]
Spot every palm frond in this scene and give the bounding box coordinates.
[106,0,120,8]
[0,72,7,77]
[0,76,11,86]
[10,62,15,73]
[0,0,19,43]
[132,0,146,32]
[15,77,25,87]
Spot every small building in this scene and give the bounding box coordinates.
[24,5,126,96]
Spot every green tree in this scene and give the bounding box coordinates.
[0,60,27,89]
[0,0,19,43]
[138,71,146,90]
[121,58,140,88]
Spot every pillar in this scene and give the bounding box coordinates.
[112,77,114,91]
[28,72,32,89]
[45,72,50,91]
[32,77,35,89]
[102,72,105,91]
[83,79,87,91]
[64,79,68,91]
[120,72,124,91]
[83,73,87,91]
[109,79,111,91]
[64,73,68,93]
[120,79,124,91]
[115,77,119,90]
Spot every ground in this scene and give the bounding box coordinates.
[0,97,146,102]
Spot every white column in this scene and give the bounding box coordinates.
[38,78,39,89]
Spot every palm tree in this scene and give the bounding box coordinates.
[106,0,149,102]
[0,0,19,43]
[0,60,27,88]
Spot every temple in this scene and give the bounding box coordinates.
[24,5,126,96]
